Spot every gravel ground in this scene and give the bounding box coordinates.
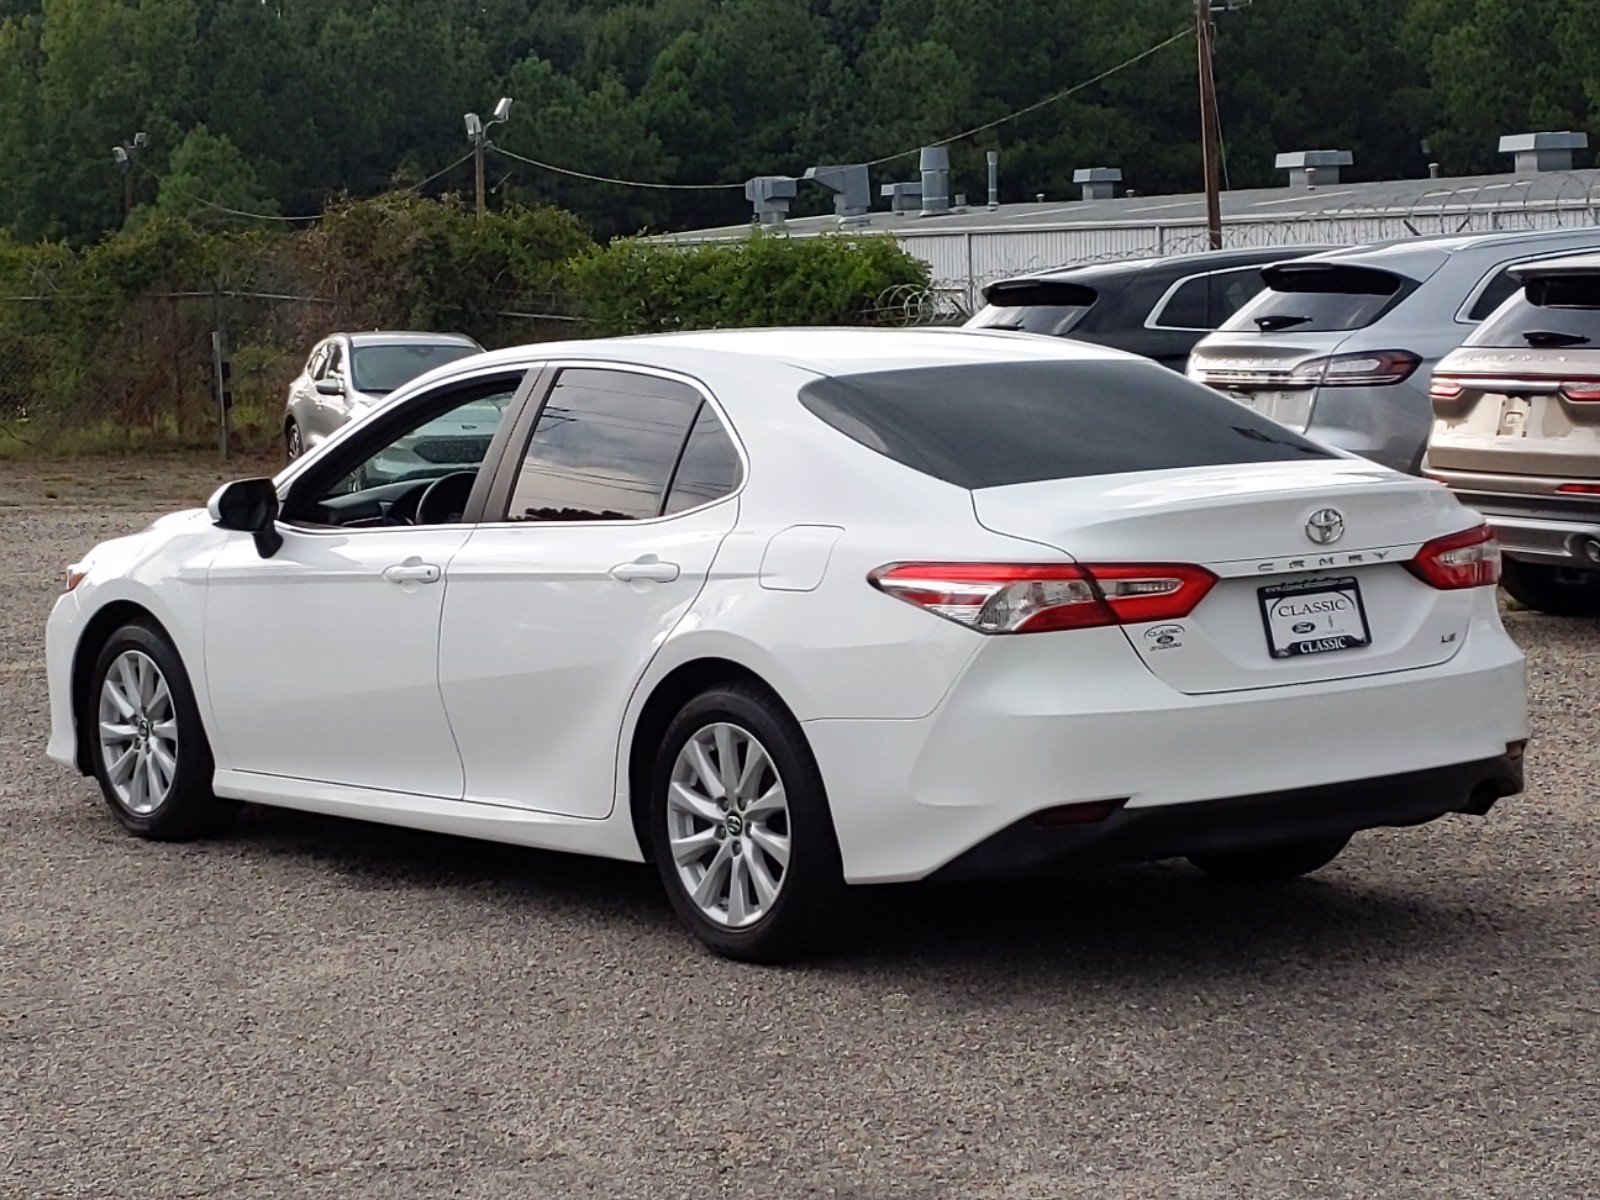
[2,459,1596,1199]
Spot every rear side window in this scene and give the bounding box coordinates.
[1220,264,1413,333]
[1150,268,1269,331]
[1469,273,1600,348]
[799,361,1331,490]
[505,368,738,522]
[1465,266,1525,322]
[970,280,1097,336]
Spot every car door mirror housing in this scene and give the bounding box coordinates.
[314,377,343,396]
[207,478,284,558]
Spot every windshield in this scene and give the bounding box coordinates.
[350,342,479,393]
[1220,264,1412,334]
[800,360,1330,489]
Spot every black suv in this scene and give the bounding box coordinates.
[966,245,1335,370]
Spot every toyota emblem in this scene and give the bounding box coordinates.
[1305,508,1345,545]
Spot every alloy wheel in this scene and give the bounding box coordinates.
[98,650,179,816]
[286,422,303,459]
[667,722,791,928]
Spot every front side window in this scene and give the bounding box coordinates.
[324,343,344,381]
[352,342,480,394]
[505,368,736,522]
[290,374,522,527]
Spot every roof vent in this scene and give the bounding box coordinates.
[803,164,870,224]
[745,176,797,226]
[1073,167,1121,201]
[919,145,951,217]
[881,181,921,213]
[1275,149,1351,188]
[1499,131,1587,173]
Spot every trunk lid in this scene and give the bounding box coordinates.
[972,459,1482,694]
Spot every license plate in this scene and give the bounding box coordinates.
[1258,576,1372,659]
[1230,389,1309,427]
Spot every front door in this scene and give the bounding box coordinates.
[439,365,745,817]
[202,369,526,796]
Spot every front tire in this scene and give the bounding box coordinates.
[285,418,304,461]
[1188,835,1349,885]
[1499,558,1600,616]
[89,622,235,840]
[648,683,844,963]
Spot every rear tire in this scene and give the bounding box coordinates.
[1188,835,1349,884]
[89,621,236,840]
[1499,558,1600,616]
[648,682,844,963]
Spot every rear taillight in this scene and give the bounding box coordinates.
[1405,525,1501,590]
[1291,350,1421,388]
[1556,482,1600,495]
[868,562,1217,634]
[1429,376,1464,401]
[1559,379,1600,402]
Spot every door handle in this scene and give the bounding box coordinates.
[383,559,442,585]
[609,557,680,584]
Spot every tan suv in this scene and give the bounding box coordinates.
[1425,252,1600,615]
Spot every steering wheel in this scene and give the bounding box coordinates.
[415,471,479,525]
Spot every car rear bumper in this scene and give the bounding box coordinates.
[1425,474,1600,565]
[928,751,1523,880]
[807,618,1527,884]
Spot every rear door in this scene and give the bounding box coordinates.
[438,365,743,817]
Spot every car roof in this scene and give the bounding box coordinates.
[466,326,1142,380]
[342,330,481,347]
[1512,250,1600,279]
[1286,227,1600,276]
[1003,244,1338,288]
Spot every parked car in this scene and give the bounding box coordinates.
[284,331,483,460]
[48,329,1527,963]
[965,245,1335,369]
[1188,229,1600,474]
[1425,251,1600,615]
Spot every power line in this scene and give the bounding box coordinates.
[864,27,1192,166]
[491,145,745,191]
[490,26,1190,191]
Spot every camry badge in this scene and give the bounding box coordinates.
[1305,508,1345,545]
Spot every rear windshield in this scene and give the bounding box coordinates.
[352,343,478,393]
[798,360,1332,490]
[1469,274,1600,348]
[1219,264,1412,334]
[969,280,1097,336]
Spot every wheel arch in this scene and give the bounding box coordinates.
[624,656,808,862]
[70,600,175,774]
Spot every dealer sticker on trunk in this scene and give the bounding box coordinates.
[1258,575,1372,659]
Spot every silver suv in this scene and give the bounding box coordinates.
[1188,228,1600,472]
[1425,251,1600,615]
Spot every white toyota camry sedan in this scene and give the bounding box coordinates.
[46,329,1528,961]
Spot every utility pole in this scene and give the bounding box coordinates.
[111,132,149,223]
[1196,1,1223,249]
[463,97,514,223]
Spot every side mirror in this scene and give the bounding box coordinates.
[314,377,343,396]
[207,478,284,558]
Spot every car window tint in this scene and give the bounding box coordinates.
[1151,275,1215,329]
[325,344,343,377]
[664,404,742,514]
[1470,274,1600,347]
[1215,271,1268,322]
[1220,265,1413,333]
[1467,267,1525,321]
[352,343,480,394]
[507,368,703,522]
[800,361,1331,490]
